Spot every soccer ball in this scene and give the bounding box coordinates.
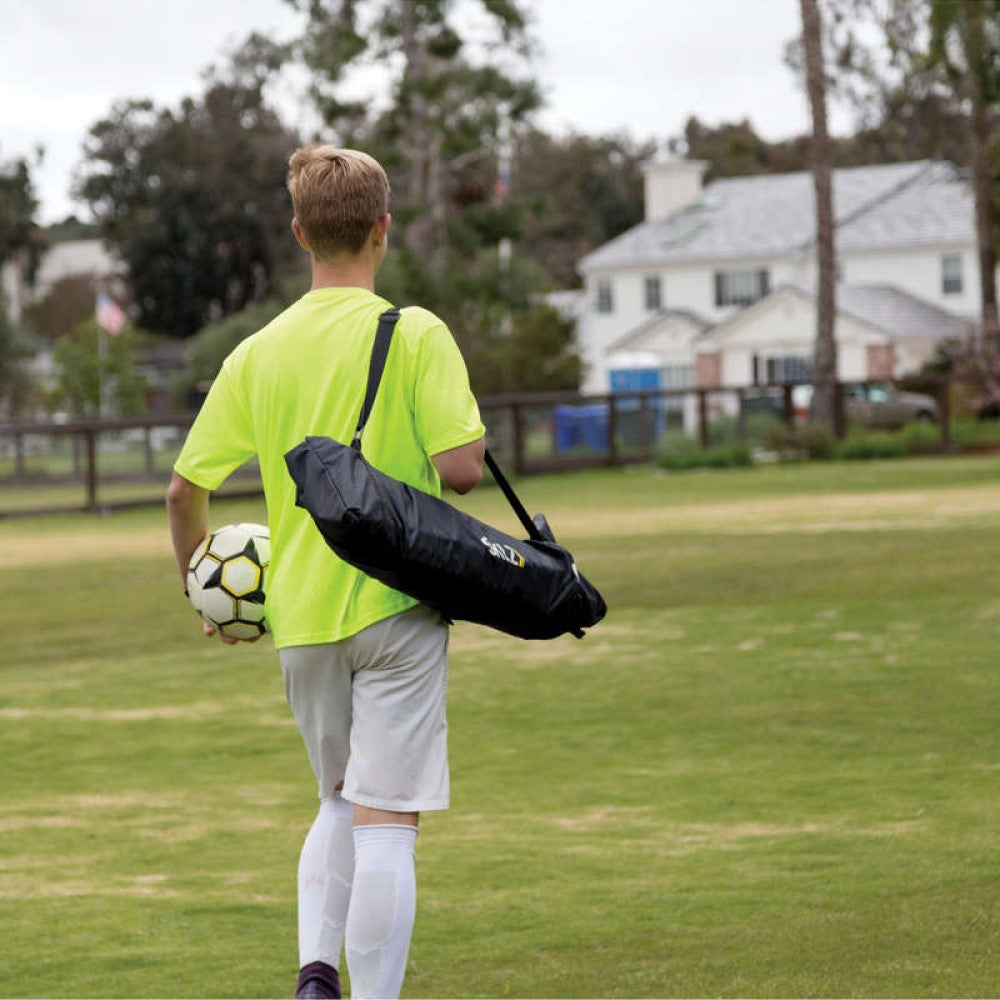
[187,523,270,640]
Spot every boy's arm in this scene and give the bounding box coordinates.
[167,471,210,583]
[167,472,241,645]
[432,437,485,495]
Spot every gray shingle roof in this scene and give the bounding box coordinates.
[579,161,973,273]
[826,283,974,338]
[707,282,972,341]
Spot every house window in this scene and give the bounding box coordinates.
[644,274,662,311]
[662,363,694,389]
[942,254,963,295]
[714,268,770,307]
[765,355,811,383]
[596,278,614,313]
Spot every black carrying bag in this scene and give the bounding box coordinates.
[284,308,607,640]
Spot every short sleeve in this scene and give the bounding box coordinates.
[411,321,485,457]
[173,359,256,490]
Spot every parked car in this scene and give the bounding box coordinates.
[791,382,939,428]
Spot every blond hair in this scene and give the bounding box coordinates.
[287,145,390,261]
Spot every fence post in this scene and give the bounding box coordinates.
[638,392,652,457]
[781,383,794,426]
[14,432,25,477]
[84,428,98,512]
[736,389,747,440]
[832,381,846,439]
[697,390,709,448]
[144,425,155,474]
[939,376,951,452]
[607,395,620,465]
[511,402,525,477]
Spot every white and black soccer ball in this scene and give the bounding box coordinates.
[187,522,270,640]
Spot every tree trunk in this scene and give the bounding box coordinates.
[398,0,446,274]
[399,0,431,260]
[800,0,840,434]
[968,71,999,348]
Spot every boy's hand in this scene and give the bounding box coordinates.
[202,620,260,645]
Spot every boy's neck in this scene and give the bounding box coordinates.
[309,257,376,292]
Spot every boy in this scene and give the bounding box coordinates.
[167,145,485,998]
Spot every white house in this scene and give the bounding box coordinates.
[2,237,123,324]
[576,158,985,393]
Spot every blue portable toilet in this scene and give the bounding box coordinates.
[608,351,664,443]
[608,351,662,398]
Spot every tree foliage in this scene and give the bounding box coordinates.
[50,321,147,418]
[510,129,651,288]
[75,35,301,338]
[926,0,1000,345]
[289,0,539,264]
[0,152,43,417]
[23,274,97,340]
[0,151,44,272]
[169,298,289,408]
[0,292,35,420]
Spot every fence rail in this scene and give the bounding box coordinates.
[0,377,954,518]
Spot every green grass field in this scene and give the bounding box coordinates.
[1,456,997,997]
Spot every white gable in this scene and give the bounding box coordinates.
[607,310,707,363]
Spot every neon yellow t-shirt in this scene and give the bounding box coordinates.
[173,287,485,648]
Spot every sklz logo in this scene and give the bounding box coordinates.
[481,535,526,568]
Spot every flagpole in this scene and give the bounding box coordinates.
[497,115,512,272]
[94,289,126,419]
[97,325,107,419]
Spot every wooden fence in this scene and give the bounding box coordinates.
[0,378,953,518]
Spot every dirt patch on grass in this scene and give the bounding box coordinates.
[0,702,226,722]
[0,876,185,900]
[0,526,169,569]
[0,815,89,832]
[68,793,183,810]
[543,812,927,846]
[554,484,1000,539]
[552,806,651,830]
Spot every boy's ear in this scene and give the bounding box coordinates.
[291,218,310,252]
[372,213,391,248]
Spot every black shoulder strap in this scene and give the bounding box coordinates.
[351,307,401,450]
[354,306,546,545]
[484,449,546,542]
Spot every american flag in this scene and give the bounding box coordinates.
[95,292,127,335]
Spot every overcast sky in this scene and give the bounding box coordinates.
[1,0,856,225]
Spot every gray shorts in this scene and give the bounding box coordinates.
[279,605,450,812]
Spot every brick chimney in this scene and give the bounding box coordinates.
[642,158,709,223]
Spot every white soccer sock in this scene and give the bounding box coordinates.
[297,794,356,970]
[345,824,419,1000]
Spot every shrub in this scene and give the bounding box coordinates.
[171,300,286,408]
[835,433,907,460]
[705,411,782,448]
[899,421,943,453]
[949,418,1000,448]
[764,420,836,461]
[657,439,753,471]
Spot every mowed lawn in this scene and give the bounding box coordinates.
[0,456,997,998]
